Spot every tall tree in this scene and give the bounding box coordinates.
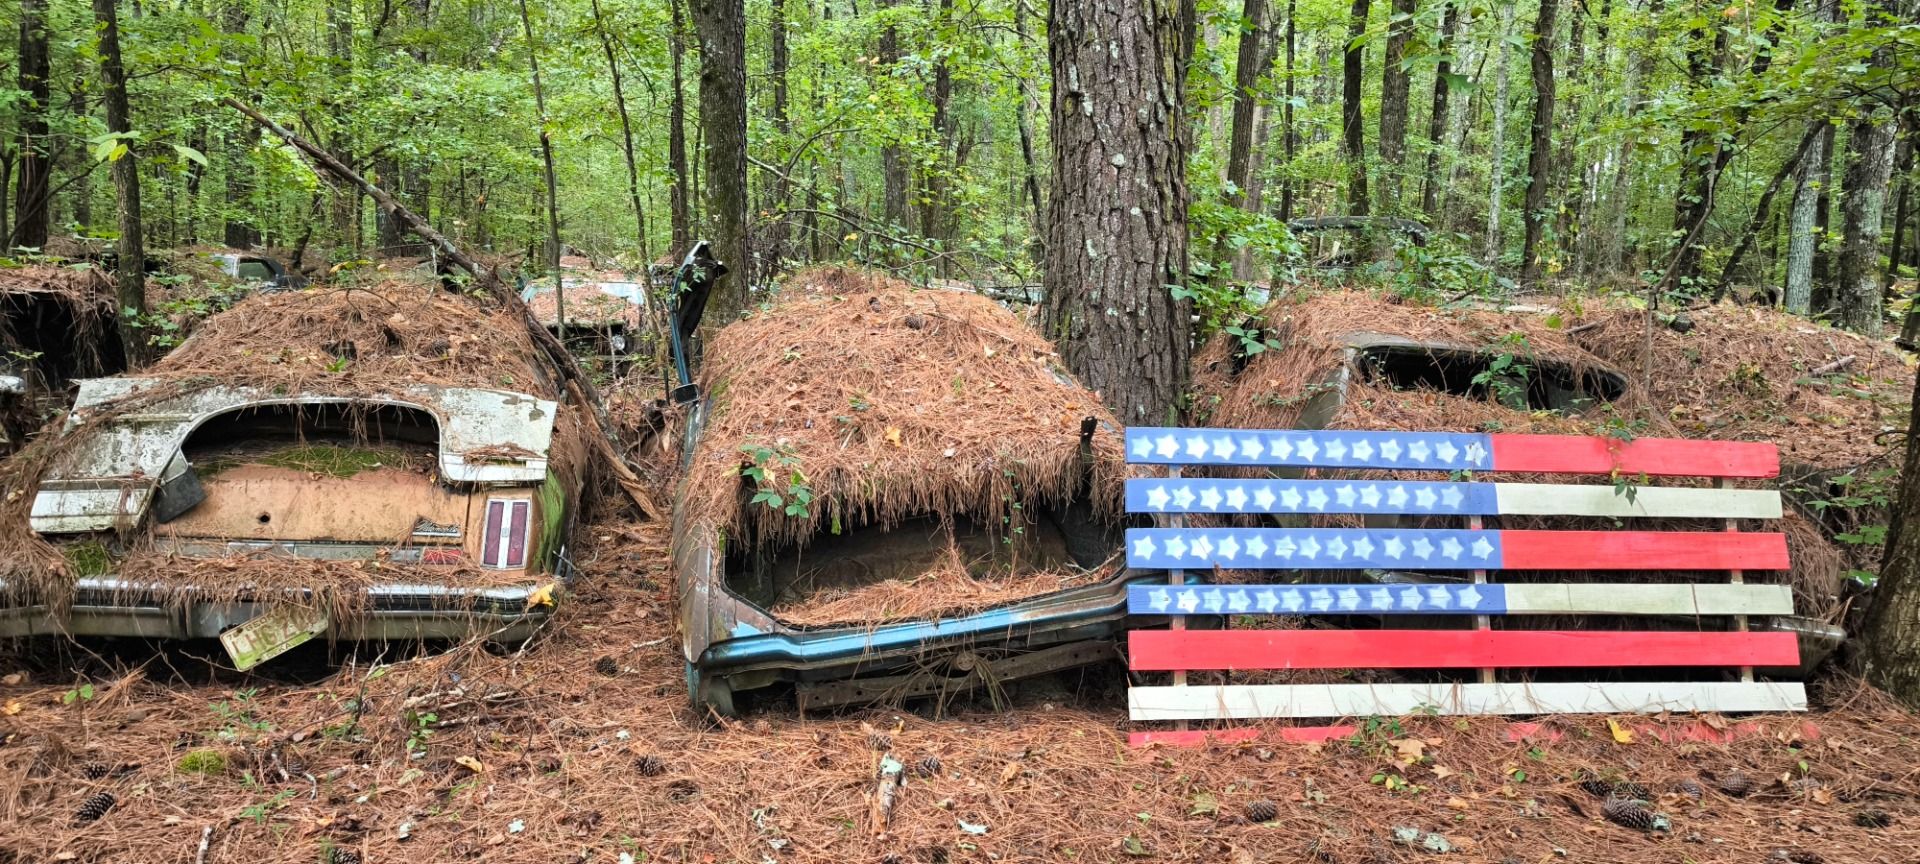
[1419,0,1458,216]
[11,0,52,249]
[668,0,693,254]
[1484,1,1516,263]
[690,0,749,321]
[1784,120,1833,313]
[1043,0,1194,424]
[1668,4,1728,291]
[1278,0,1298,221]
[764,0,792,273]
[877,0,910,230]
[1220,0,1269,261]
[592,0,651,264]
[1519,0,1558,284]
[1341,0,1371,215]
[1376,0,1415,212]
[94,0,145,363]
[1835,109,1899,333]
[518,0,565,333]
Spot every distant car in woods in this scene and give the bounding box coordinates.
[204,250,307,291]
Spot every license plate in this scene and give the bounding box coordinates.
[220,605,330,671]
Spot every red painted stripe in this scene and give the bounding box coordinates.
[1490,434,1779,478]
[1128,629,1798,671]
[1501,530,1789,570]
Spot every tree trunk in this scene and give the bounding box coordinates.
[1419,0,1457,217]
[1218,0,1268,267]
[1279,0,1297,221]
[764,0,791,273]
[1551,2,1584,259]
[1483,1,1516,264]
[1013,0,1046,262]
[877,0,910,231]
[593,0,650,264]
[517,0,565,334]
[1811,124,1837,311]
[1341,0,1371,216]
[1784,121,1831,313]
[1376,0,1414,213]
[94,0,145,365]
[1599,0,1660,275]
[11,0,52,250]
[1863,367,1920,705]
[668,0,693,255]
[1712,126,1820,301]
[1043,0,1193,424]
[1518,0,1557,286]
[1885,105,1913,298]
[919,0,955,251]
[1835,112,1899,334]
[691,0,750,322]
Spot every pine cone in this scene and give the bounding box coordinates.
[912,755,942,778]
[594,655,620,677]
[1675,778,1704,801]
[1578,778,1614,799]
[1716,770,1757,798]
[80,762,111,781]
[1612,781,1654,801]
[73,791,115,825]
[1602,797,1665,832]
[1246,799,1279,824]
[867,732,892,752]
[327,848,363,864]
[636,754,667,777]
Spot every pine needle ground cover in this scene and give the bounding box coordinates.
[5,518,1920,864]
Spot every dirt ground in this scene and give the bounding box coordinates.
[3,516,1920,864]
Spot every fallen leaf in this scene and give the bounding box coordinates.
[1390,738,1427,764]
[1446,796,1471,811]
[525,583,557,609]
[999,762,1021,785]
[1432,765,1457,780]
[1607,719,1635,745]
[455,756,486,773]
[2,699,20,716]
[1,672,23,686]
[1812,788,1834,805]
[885,427,902,447]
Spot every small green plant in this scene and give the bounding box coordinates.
[739,442,814,519]
[1611,469,1648,507]
[239,789,299,824]
[175,748,229,775]
[210,689,273,741]
[60,683,96,705]
[1470,333,1533,410]
[405,710,437,755]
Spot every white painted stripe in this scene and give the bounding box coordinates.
[1128,681,1808,721]
[1502,583,1795,616]
[1492,484,1782,519]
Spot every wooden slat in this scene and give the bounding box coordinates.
[1127,719,1823,748]
[1503,582,1796,615]
[1123,478,1780,519]
[1490,433,1779,478]
[1127,630,1799,672]
[1492,484,1781,519]
[1124,582,1795,616]
[1125,528,1789,571]
[1500,530,1788,571]
[1128,681,1809,721]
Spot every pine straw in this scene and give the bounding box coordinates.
[0,283,590,620]
[769,541,1117,627]
[526,286,643,329]
[6,519,1920,863]
[682,265,1125,556]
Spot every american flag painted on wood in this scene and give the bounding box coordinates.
[1122,427,1806,744]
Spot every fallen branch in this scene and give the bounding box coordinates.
[868,752,905,836]
[193,825,213,864]
[1812,356,1857,376]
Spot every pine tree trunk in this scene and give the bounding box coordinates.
[1419,0,1457,217]
[1341,0,1371,216]
[1219,0,1268,268]
[94,0,145,365]
[763,0,791,273]
[1043,0,1193,424]
[1835,113,1899,334]
[1278,0,1297,221]
[878,0,910,231]
[1483,1,1515,264]
[1376,0,1414,213]
[690,0,749,321]
[1518,0,1557,286]
[517,0,565,330]
[1013,0,1045,263]
[11,0,52,250]
[1599,0,1660,275]
[1784,122,1830,314]
[1863,368,1920,705]
[1552,4,1583,259]
[593,0,650,264]
[668,0,693,255]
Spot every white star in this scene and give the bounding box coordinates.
[1280,487,1303,509]
[1383,537,1405,559]
[1238,437,1264,459]
[1325,438,1348,460]
[1227,590,1249,612]
[1436,440,1459,463]
[1471,537,1495,560]
[1296,437,1319,461]
[1440,538,1463,560]
[1212,436,1235,460]
[1460,584,1484,607]
[1166,536,1188,558]
[1338,588,1361,610]
[1306,488,1329,511]
[1274,537,1296,559]
[1359,484,1382,508]
[1184,436,1209,459]
[1155,434,1179,459]
[1387,485,1409,508]
[1380,439,1402,461]
[1253,486,1277,509]
[1412,537,1435,559]
[1440,486,1465,509]
[1370,588,1394,610]
[1255,589,1279,611]
[1202,590,1225,612]
[1298,537,1321,559]
[1198,486,1223,510]
[1334,484,1358,507]
[1176,590,1199,612]
[1246,535,1269,558]
[1428,586,1452,608]
[1172,486,1196,508]
[1352,537,1375,559]
[1414,487,1438,509]
[1145,485,1171,510]
[1149,589,1171,611]
[1189,536,1214,560]
[1225,486,1248,510]
[1218,536,1240,561]
[1351,439,1374,462]
[1269,436,1293,460]
[1409,440,1431,462]
[1464,441,1488,465]
[1133,535,1158,559]
[1282,589,1303,612]
[1130,435,1153,459]
[1325,537,1348,559]
[1400,586,1423,610]
[1310,589,1333,611]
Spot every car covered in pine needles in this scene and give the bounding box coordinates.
[669,256,1144,715]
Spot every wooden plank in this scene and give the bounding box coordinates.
[1490,433,1779,478]
[1127,719,1822,748]
[1503,583,1796,616]
[1127,630,1799,672]
[1125,527,1789,571]
[1128,681,1809,721]
[1491,484,1781,519]
[1124,428,1492,469]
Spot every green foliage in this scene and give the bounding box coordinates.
[1470,333,1533,410]
[739,442,813,519]
[60,683,96,705]
[175,748,230,776]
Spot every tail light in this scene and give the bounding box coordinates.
[481,498,531,569]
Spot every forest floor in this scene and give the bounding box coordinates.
[5,517,1920,864]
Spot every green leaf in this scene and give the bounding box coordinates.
[172,144,209,166]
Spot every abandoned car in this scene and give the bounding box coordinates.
[671,264,1143,715]
[0,287,582,667]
